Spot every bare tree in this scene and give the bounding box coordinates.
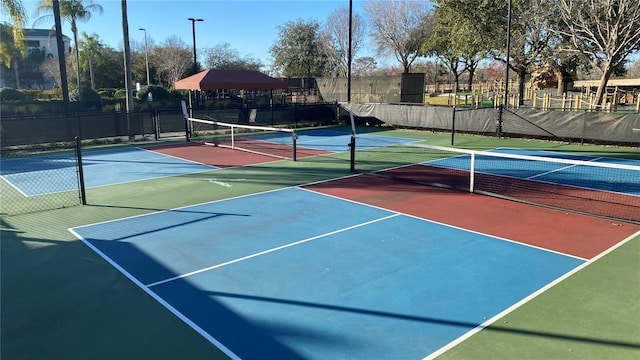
[628,57,640,78]
[363,0,432,73]
[352,56,377,76]
[39,51,72,87]
[154,36,192,87]
[318,7,366,77]
[555,0,640,107]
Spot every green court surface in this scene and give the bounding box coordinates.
[1,127,639,359]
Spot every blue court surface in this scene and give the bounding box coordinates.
[69,187,584,359]
[425,148,640,195]
[247,129,418,152]
[296,129,418,152]
[0,147,217,196]
[0,132,413,196]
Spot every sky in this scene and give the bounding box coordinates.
[2,0,382,67]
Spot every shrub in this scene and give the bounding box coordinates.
[41,88,63,100]
[114,89,127,99]
[69,86,102,102]
[136,85,171,102]
[97,88,118,99]
[20,89,43,101]
[0,87,25,101]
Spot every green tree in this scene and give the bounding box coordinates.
[96,46,125,88]
[34,0,103,100]
[429,0,491,90]
[0,23,23,87]
[78,31,105,90]
[270,19,326,77]
[504,0,554,105]
[203,43,263,71]
[1,0,27,56]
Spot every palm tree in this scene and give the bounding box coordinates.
[79,31,104,90]
[1,0,27,56]
[0,23,24,87]
[34,0,103,101]
[1,0,28,88]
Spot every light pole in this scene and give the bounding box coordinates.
[497,0,512,138]
[188,18,203,74]
[139,28,150,86]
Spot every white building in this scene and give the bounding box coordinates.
[0,27,72,89]
[23,28,72,59]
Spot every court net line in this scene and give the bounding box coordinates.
[406,143,640,172]
[186,117,298,160]
[361,142,640,224]
[145,213,401,288]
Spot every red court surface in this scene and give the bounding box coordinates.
[144,142,330,167]
[304,174,640,260]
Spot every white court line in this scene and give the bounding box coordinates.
[0,174,30,197]
[67,227,241,360]
[145,213,401,288]
[527,156,602,180]
[423,228,640,360]
[299,185,588,262]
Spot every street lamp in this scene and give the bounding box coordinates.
[139,28,150,86]
[188,18,204,74]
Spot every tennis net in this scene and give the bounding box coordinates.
[187,118,297,160]
[365,143,640,224]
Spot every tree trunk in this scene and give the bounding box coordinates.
[517,68,526,105]
[72,27,82,101]
[467,67,475,91]
[89,59,95,90]
[52,0,69,110]
[594,69,612,110]
[122,0,135,138]
[13,61,20,88]
[553,68,565,96]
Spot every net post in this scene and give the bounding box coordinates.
[469,151,475,193]
[75,136,87,205]
[349,109,357,172]
[451,106,456,146]
[181,100,190,141]
[292,130,297,161]
[231,125,236,149]
[349,135,356,172]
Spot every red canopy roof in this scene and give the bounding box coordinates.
[174,69,287,90]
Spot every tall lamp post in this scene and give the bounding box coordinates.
[188,18,203,74]
[139,28,150,86]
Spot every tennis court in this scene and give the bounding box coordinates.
[3,126,639,359]
[58,130,638,359]
[0,129,412,196]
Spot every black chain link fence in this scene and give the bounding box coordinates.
[1,142,82,216]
